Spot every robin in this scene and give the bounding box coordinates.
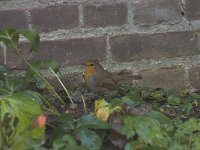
[83,60,142,92]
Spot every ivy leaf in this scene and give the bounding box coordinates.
[122,95,143,105]
[151,90,165,101]
[168,143,186,150]
[175,118,200,138]
[181,102,193,115]
[167,95,180,106]
[75,129,101,150]
[134,116,170,147]
[20,30,40,52]
[147,110,174,132]
[119,115,136,139]
[76,114,109,130]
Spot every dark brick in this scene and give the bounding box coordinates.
[110,31,199,62]
[189,66,200,89]
[84,3,127,28]
[6,44,34,69]
[0,9,28,30]
[138,67,185,89]
[133,0,182,26]
[7,37,106,69]
[185,0,200,21]
[30,5,79,32]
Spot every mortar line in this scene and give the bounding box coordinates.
[127,0,134,26]
[105,35,112,60]
[79,4,84,27]
[36,20,200,41]
[26,9,32,29]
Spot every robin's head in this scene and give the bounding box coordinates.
[85,60,104,73]
[83,60,104,83]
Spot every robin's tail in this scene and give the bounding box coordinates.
[112,70,142,85]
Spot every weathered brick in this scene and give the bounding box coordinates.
[110,31,199,62]
[83,3,127,28]
[138,67,185,89]
[133,0,182,26]
[185,0,200,21]
[0,9,28,30]
[30,5,79,32]
[7,37,106,69]
[189,66,200,89]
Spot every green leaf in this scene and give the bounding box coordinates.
[17,90,43,105]
[35,76,46,89]
[151,90,165,101]
[175,118,200,138]
[0,64,10,79]
[134,115,170,147]
[119,115,136,139]
[191,93,200,100]
[56,113,74,131]
[76,129,101,150]
[5,77,28,92]
[167,95,180,106]
[52,135,86,150]
[125,141,141,150]
[76,115,109,130]
[0,92,44,149]
[0,29,19,47]
[181,102,193,114]
[108,98,121,108]
[168,143,186,150]
[20,30,40,52]
[45,60,60,73]
[147,110,174,132]
[0,87,10,96]
[122,95,143,105]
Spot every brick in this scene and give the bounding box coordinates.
[0,9,28,30]
[185,0,200,21]
[5,44,34,69]
[83,3,127,28]
[138,67,185,89]
[7,37,106,69]
[133,0,182,26]
[189,66,200,89]
[110,31,199,62]
[30,5,79,32]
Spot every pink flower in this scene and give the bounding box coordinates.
[32,113,47,128]
[37,114,47,128]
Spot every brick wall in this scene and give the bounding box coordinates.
[0,0,200,90]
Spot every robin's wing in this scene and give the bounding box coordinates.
[94,74,118,90]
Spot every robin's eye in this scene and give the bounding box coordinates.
[90,64,94,66]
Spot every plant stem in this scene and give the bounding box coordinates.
[81,94,87,112]
[9,38,65,105]
[48,67,74,104]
